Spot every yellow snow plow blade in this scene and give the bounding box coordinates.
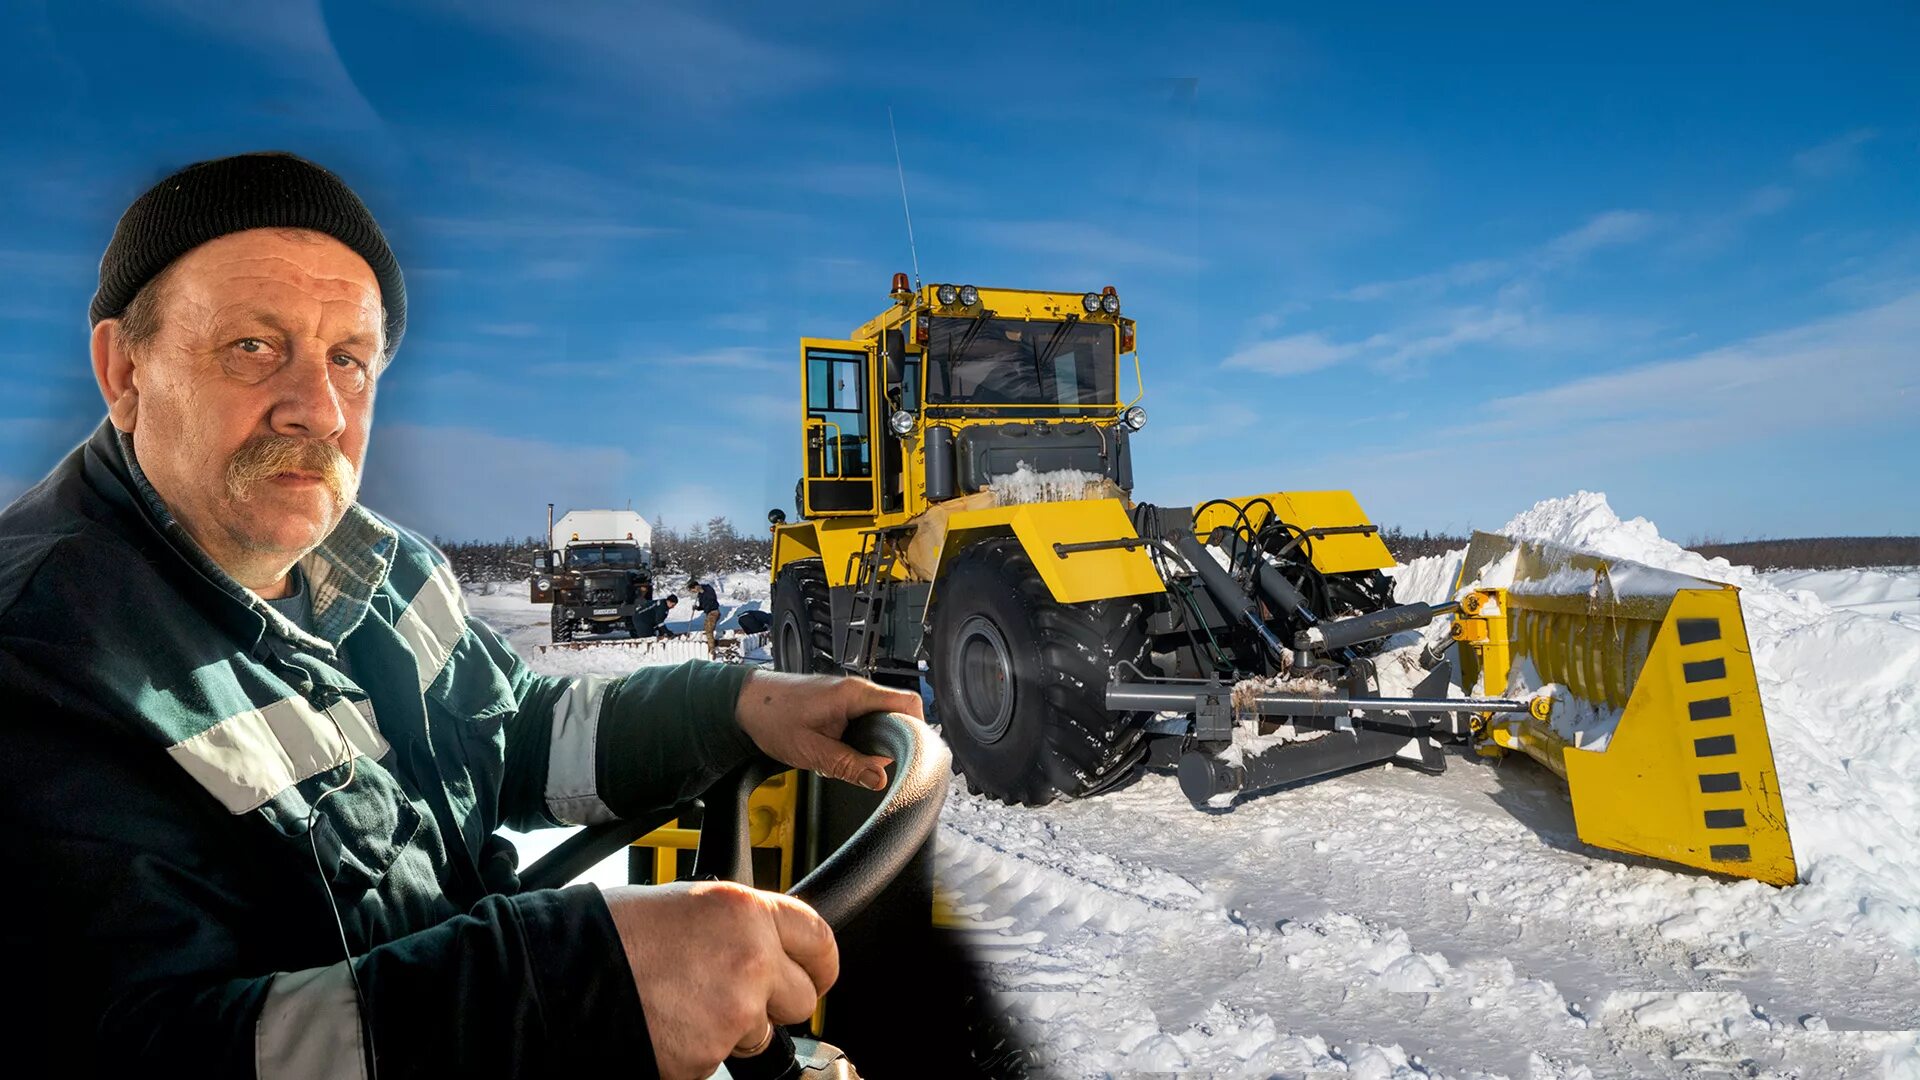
[1452,533,1796,885]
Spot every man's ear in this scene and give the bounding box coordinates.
[91,320,139,433]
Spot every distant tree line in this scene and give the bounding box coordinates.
[433,535,547,585]
[1377,527,1467,563]
[433,518,775,585]
[649,516,775,580]
[1377,528,1919,570]
[435,523,1917,585]
[1686,536,1920,571]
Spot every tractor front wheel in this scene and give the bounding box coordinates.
[930,537,1152,805]
[771,559,836,674]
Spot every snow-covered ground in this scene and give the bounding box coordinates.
[1762,568,1920,627]
[470,505,1920,1079]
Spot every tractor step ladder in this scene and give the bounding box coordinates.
[841,526,911,675]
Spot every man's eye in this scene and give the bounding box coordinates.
[236,338,267,353]
[332,354,369,372]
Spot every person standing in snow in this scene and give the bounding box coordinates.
[691,577,722,657]
[0,152,926,1079]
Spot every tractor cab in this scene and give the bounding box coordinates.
[796,275,1145,523]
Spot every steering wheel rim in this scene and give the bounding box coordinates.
[517,710,948,932]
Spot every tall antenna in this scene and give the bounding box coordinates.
[888,105,920,287]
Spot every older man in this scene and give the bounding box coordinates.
[0,152,923,1079]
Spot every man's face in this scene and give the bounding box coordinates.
[111,229,384,567]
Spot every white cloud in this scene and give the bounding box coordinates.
[1337,209,1653,305]
[1221,333,1366,376]
[1540,210,1657,265]
[1793,129,1878,179]
[1222,303,1609,379]
[1467,290,1920,444]
[1376,308,1528,369]
[1338,259,1509,303]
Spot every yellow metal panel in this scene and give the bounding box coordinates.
[1561,589,1795,885]
[633,771,800,891]
[1193,491,1394,574]
[937,498,1164,604]
[1453,534,1797,886]
[813,522,877,588]
[771,524,822,577]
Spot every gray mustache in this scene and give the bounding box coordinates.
[225,436,356,504]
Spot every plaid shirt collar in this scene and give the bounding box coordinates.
[115,428,398,654]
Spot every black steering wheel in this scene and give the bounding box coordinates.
[517,711,949,1077]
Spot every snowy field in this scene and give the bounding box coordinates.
[469,501,1920,1079]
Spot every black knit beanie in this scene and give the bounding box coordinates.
[90,151,406,355]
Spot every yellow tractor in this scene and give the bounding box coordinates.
[767,275,1796,886]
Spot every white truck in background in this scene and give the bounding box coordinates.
[530,508,655,642]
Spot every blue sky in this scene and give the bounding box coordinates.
[3,1,1916,543]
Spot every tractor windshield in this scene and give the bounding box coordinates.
[926,316,1116,414]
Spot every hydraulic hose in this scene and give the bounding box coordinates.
[1170,527,1289,664]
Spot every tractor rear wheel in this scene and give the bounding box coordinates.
[930,537,1153,805]
[772,559,836,674]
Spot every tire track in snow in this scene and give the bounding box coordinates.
[938,768,1920,1079]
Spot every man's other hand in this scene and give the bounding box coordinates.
[735,671,925,792]
[602,881,836,1080]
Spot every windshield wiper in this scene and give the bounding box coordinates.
[954,309,996,360]
[1037,314,1079,369]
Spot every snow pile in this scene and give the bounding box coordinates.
[1431,492,1920,960]
[1765,567,1920,625]
[986,463,1111,506]
[1385,548,1466,608]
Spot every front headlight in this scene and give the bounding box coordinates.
[888,409,916,436]
[536,577,551,590]
[958,284,980,306]
[1123,405,1148,431]
[1082,292,1102,313]
[936,283,959,305]
[1101,292,1121,314]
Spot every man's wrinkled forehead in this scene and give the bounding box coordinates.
[165,229,386,343]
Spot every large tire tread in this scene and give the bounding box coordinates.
[933,537,1152,806]
[773,560,835,674]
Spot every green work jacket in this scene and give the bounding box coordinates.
[0,419,755,1077]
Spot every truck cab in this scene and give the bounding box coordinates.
[531,510,655,643]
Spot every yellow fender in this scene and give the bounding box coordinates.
[936,497,1164,604]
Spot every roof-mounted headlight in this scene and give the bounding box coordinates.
[936,283,959,305]
[1101,291,1121,315]
[1122,405,1148,431]
[888,409,916,436]
[1082,292,1102,313]
[958,284,980,306]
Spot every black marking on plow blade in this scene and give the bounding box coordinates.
[1688,697,1734,721]
[1699,772,1742,793]
[1683,658,1728,683]
[1704,808,1747,829]
[1676,618,1722,645]
[1710,844,1752,862]
[1694,734,1738,757]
